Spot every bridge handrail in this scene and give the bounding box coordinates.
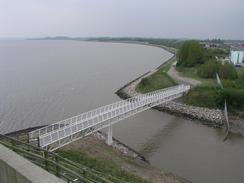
[29,84,188,140]
[38,85,189,148]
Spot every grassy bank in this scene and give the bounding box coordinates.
[136,55,177,94]
[136,71,176,93]
[177,66,244,118]
[182,86,219,109]
[58,150,150,183]
[175,66,219,108]
[176,66,215,86]
[58,135,189,183]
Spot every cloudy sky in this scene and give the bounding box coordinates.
[0,0,243,40]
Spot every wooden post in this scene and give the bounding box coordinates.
[55,156,60,177]
[44,151,49,171]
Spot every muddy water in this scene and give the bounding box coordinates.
[1,40,244,183]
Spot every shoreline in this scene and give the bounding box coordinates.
[4,126,191,183]
[114,44,228,128]
[114,42,244,136]
[5,126,149,163]
[116,74,224,127]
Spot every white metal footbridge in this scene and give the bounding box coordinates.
[29,84,190,151]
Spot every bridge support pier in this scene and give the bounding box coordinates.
[106,125,113,145]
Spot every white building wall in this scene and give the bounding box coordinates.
[230,51,244,65]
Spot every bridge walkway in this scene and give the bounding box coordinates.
[29,85,190,151]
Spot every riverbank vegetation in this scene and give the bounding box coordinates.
[136,67,177,93]
[134,39,244,117]
[177,41,244,116]
[58,150,150,183]
[57,135,189,183]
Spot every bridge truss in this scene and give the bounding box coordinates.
[29,84,190,151]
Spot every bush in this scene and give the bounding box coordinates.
[218,62,238,80]
[177,41,205,67]
[184,86,244,111]
[222,80,237,88]
[183,86,220,109]
[197,59,220,78]
[140,77,150,86]
[197,61,238,80]
[217,88,244,110]
[235,70,244,88]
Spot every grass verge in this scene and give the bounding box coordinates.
[183,86,219,109]
[136,71,177,93]
[176,66,215,86]
[57,150,150,183]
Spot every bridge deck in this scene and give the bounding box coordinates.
[29,85,190,151]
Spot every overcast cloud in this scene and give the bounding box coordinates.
[0,0,243,39]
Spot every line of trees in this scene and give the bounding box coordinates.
[177,41,237,80]
[177,41,244,113]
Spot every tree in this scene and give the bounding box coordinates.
[177,41,205,67]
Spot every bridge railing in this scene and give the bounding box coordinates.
[29,84,188,141]
[37,85,190,149]
[29,100,132,140]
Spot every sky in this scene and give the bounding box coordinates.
[0,0,243,40]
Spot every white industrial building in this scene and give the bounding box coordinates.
[230,50,244,66]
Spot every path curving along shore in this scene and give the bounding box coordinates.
[116,46,228,131]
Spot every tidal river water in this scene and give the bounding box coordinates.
[0,40,244,183]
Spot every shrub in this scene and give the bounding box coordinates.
[217,88,244,110]
[197,61,238,80]
[218,62,238,80]
[140,77,150,86]
[235,70,244,88]
[222,79,237,88]
[197,59,220,78]
[183,86,219,109]
[184,86,244,111]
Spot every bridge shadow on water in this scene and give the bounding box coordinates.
[137,117,184,157]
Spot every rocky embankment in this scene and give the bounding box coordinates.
[155,102,223,126]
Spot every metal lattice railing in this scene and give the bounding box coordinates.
[29,84,190,151]
[0,134,129,183]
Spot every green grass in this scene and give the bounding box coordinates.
[176,66,221,109]
[181,66,244,117]
[136,47,243,118]
[136,71,177,93]
[183,86,220,109]
[57,150,150,183]
[237,67,244,75]
[176,66,199,80]
[176,66,215,86]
